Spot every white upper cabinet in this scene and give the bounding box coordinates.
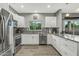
[17,16,25,27]
[13,14,25,27]
[45,16,57,27]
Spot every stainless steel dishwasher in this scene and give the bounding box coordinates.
[39,34,47,45]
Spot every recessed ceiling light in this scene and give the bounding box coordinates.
[65,13,70,17]
[76,8,79,11]
[34,10,38,13]
[21,5,24,8]
[47,5,51,8]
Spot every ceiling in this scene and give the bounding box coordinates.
[10,3,79,13]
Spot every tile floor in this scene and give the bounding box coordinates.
[15,45,60,56]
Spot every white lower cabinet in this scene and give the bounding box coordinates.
[47,34,78,56]
[21,34,39,45]
[47,34,53,44]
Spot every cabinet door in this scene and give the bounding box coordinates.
[55,37,61,51]
[52,35,57,47]
[32,34,39,44]
[14,15,25,27]
[60,38,77,56]
[47,35,52,44]
[21,34,39,44]
[18,19,25,27]
[51,35,78,56]
[63,39,77,56]
[21,34,32,44]
[45,17,57,27]
[50,35,54,45]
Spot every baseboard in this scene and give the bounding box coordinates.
[39,44,47,45]
[21,44,48,46]
[21,44,39,46]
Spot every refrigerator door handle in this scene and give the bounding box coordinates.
[2,16,5,39]
[0,14,5,50]
[5,14,11,25]
[0,15,4,40]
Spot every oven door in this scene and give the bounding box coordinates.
[15,37,21,47]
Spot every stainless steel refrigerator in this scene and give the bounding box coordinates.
[0,8,12,55]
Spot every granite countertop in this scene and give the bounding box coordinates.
[54,34,79,43]
[47,33,79,43]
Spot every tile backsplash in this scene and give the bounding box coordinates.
[18,27,59,35]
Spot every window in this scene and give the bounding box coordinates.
[30,21,41,30]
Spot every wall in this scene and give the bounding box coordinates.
[18,13,56,28]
